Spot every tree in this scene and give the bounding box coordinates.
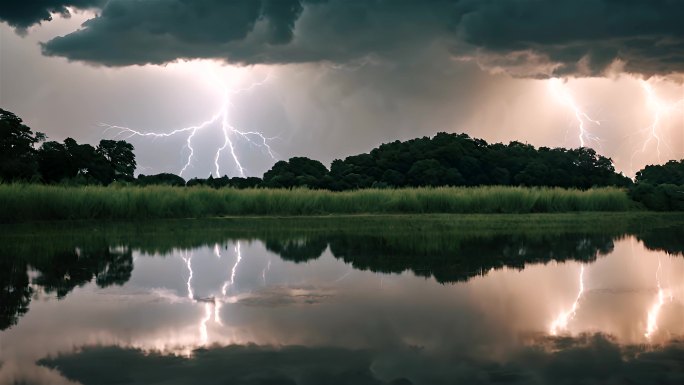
[97,139,136,181]
[0,257,31,330]
[262,157,329,188]
[381,169,405,187]
[229,177,261,188]
[32,247,133,299]
[38,138,117,185]
[407,159,447,186]
[137,173,186,186]
[636,160,684,185]
[265,237,327,263]
[38,141,73,183]
[0,108,45,181]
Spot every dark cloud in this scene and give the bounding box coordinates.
[455,0,684,77]
[8,0,684,76]
[42,0,310,66]
[0,0,104,31]
[40,345,387,385]
[38,335,684,385]
[40,0,456,66]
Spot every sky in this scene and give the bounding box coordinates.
[0,0,683,179]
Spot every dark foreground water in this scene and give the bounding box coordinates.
[1,215,684,384]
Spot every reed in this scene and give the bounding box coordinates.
[0,184,639,222]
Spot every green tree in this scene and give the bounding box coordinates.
[97,139,136,181]
[407,159,447,186]
[262,157,329,188]
[38,138,118,185]
[0,258,31,330]
[0,108,45,181]
[636,160,684,185]
[381,169,405,186]
[38,141,73,183]
[137,173,186,186]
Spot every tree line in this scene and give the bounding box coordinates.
[629,159,684,211]
[129,134,640,191]
[1,109,135,185]
[2,107,683,210]
[259,133,633,189]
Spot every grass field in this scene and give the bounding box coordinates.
[0,184,640,221]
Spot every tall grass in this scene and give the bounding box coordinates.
[0,184,638,222]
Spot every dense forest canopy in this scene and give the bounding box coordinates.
[281,133,632,190]
[636,160,684,185]
[182,133,635,190]
[628,160,684,211]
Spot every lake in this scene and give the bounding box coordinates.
[1,214,683,384]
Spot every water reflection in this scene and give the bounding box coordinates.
[1,216,684,384]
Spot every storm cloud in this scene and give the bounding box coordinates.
[37,335,684,385]
[457,0,684,77]
[1,0,676,77]
[0,0,104,31]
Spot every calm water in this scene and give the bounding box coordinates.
[1,217,684,384]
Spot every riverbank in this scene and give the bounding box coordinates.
[0,184,639,221]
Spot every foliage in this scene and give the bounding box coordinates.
[629,160,684,210]
[97,139,137,181]
[262,157,329,188]
[0,184,637,222]
[38,138,118,184]
[8,108,684,216]
[0,108,135,185]
[0,108,45,181]
[263,133,632,190]
[0,109,636,193]
[629,183,684,211]
[186,175,261,188]
[31,247,132,298]
[137,173,186,186]
[0,257,31,330]
[635,160,684,185]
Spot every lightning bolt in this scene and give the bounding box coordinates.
[101,69,277,178]
[199,302,212,345]
[181,251,194,300]
[645,256,673,339]
[180,248,226,342]
[216,241,244,328]
[222,241,243,296]
[262,259,271,285]
[333,268,353,283]
[214,299,222,326]
[548,78,602,148]
[550,264,585,335]
[629,79,684,174]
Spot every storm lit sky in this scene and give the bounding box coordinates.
[1,1,683,179]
